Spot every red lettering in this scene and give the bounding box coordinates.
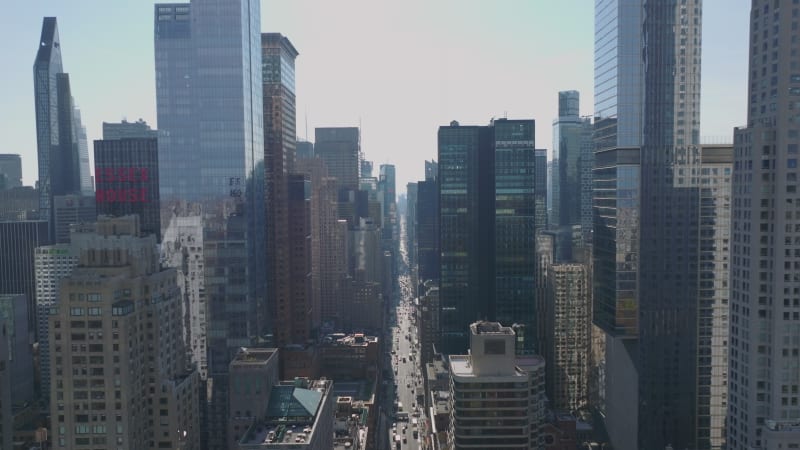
[96,190,105,203]
[105,168,115,183]
[140,188,147,203]
[139,168,149,182]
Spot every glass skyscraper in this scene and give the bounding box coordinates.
[438,119,539,355]
[593,0,709,449]
[154,1,264,447]
[553,91,593,257]
[34,17,92,241]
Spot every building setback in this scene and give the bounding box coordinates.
[728,1,800,448]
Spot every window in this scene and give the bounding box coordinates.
[88,307,102,316]
[70,307,84,317]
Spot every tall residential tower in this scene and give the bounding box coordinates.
[728,1,800,448]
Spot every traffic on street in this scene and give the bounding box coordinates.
[382,215,425,450]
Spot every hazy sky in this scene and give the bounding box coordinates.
[1,1,749,190]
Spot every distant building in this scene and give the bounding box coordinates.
[417,281,439,367]
[448,322,546,449]
[52,193,96,243]
[238,378,334,450]
[545,263,590,412]
[34,18,91,241]
[0,294,34,407]
[34,243,78,400]
[101,119,158,140]
[319,333,378,381]
[552,91,593,257]
[295,158,347,329]
[94,125,160,240]
[0,220,49,335]
[296,141,314,159]
[0,186,39,221]
[315,128,360,194]
[416,172,439,287]
[0,155,22,189]
[0,320,11,450]
[535,148,548,232]
[228,348,280,449]
[406,182,417,294]
[48,216,200,449]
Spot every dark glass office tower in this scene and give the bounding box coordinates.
[154,2,264,447]
[593,0,706,449]
[438,119,539,355]
[535,148,548,233]
[379,164,397,242]
[0,221,49,335]
[438,123,493,355]
[417,166,439,288]
[493,120,537,352]
[34,18,91,240]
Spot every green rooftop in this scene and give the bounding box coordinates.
[265,386,322,420]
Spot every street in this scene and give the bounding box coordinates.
[383,215,424,450]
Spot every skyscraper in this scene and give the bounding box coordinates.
[315,127,360,193]
[0,155,22,189]
[728,1,800,448]
[379,163,397,243]
[553,91,593,257]
[417,160,440,292]
[0,220,49,335]
[0,321,10,450]
[592,0,706,448]
[544,263,590,412]
[34,18,91,240]
[438,122,493,355]
[0,294,34,408]
[154,2,265,447]
[93,124,161,241]
[34,243,77,400]
[262,33,301,347]
[48,216,199,450]
[438,119,539,355]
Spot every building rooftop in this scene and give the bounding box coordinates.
[322,333,377,347]
[231,347,278,366]
[449,355,516,378]
[471,321,514,335]
[239,379,330,447]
